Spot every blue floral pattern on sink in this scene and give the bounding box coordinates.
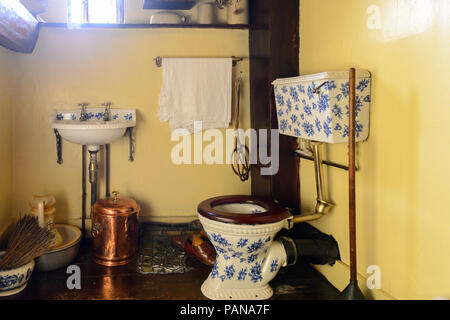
[53,108,134,123]
[273,73,371,143]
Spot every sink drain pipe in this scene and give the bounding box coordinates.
[89,150,99,207]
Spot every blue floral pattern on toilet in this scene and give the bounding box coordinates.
[204,230,283,291]
[197,197,292,300]
[272,70,371,143]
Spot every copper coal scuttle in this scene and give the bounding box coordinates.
[91,191,140,266]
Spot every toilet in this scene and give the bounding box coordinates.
[197,195,292,300]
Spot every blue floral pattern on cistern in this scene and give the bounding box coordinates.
[273,74,371,143]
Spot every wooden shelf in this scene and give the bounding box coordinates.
[5,238,339,300]
[39,22,249,30]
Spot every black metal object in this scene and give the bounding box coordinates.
[54,129,63,164]
[293,238,340,265]
[127,127,134,162]
[81,145,87,236]
[143,0,196,10]
[337,280,366,300]
[278,223,341,267]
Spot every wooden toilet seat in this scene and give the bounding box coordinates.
[197,195,291,225]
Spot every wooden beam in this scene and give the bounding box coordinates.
[249,0,300,212]
[0,0,39,53]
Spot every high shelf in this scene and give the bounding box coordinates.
[39,23,249,30]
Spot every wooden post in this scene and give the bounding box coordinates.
[337,68,365,299]
[249,0,300,212]
[348,68,357,281]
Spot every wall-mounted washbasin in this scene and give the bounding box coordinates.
[50,108,136,151]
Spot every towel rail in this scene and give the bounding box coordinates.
[154,56,243,67]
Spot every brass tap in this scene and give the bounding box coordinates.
[79,103,89,121]
[102,102,112,121]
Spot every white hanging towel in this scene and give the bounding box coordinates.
[158,58,232,134]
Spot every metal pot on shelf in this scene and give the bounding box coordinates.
[91,191,140,267]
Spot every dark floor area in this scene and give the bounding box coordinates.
[1,240,339,300]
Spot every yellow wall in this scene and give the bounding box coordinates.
[12,27,250,226]
[0,46,14,234]
[300,0,450,299]
[6,0,449,300]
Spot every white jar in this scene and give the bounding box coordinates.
[227,0,248,25]
[198,2,216,24]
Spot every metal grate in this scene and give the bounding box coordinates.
[137,220,202,274]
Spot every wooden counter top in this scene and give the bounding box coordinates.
[1,240,339,300]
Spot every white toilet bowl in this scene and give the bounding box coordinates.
[197,195,292,300]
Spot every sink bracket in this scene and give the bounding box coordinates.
[126,127,135,162]
[54,129,63,164]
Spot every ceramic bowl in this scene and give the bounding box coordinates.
[0,252,35,296]
[35,224,81,272]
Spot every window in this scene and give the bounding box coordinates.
[67,0,124,24]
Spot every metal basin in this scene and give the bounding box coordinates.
[35,224,82,272]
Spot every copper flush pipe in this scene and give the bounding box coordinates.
[292,141,334,223]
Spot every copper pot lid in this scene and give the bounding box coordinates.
[92,191,140,216]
